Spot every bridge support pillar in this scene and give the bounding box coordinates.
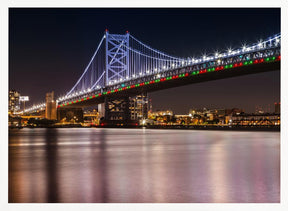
[100,96,137,126]
[104,96,131,121]
[99,93,149,126]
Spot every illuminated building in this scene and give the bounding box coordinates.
[83,109,99,125]
[130,93,149,120]
[57,108,83,123]
[45,91,57,120]
[149,110,174,124]
[231,113,280,126]
[9,90,20,113]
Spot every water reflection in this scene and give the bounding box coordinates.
[9,128,280,203]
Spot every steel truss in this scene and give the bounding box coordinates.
[105,32,130,85]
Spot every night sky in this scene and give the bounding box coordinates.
[9,8,280,114]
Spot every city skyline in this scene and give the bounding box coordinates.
[6,5,284,207]
[9,8,280,113]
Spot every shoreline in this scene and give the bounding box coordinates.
[9,125,280,132]
[144,125,280,132]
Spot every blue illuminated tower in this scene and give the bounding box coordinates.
[105,30,130,85]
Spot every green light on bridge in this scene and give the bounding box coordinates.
[62,54,280,108]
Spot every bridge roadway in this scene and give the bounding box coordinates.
[58,57,280,109]
[21,32,281,115]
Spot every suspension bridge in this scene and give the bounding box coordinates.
[21,30,281,123]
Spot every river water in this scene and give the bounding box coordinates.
[9,128,280,203]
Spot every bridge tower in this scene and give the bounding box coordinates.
[100,30,134,125]
[105,30,130,85]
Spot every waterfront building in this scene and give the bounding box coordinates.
[57,107,84,123]
[130,93,149,120]
[148,110,174,124]
[9,90,20,113]
[231,113,280,126]
[83,109,99,126]
[174,114,191,125]
[45,91,57,120]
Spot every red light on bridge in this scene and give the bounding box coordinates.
[185,73,189,77]
[200,70,206,74]
[105,29,109,32]
[260,58,264,63]
[277,55,281,60]
[126,30,129,34]
[239,62,243,66]
[254,59,259,64]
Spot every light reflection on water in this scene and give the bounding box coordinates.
[9,128,280,203]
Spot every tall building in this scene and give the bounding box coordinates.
[130,93,148,120]
[45,91,57,120]
[9,90,20,113]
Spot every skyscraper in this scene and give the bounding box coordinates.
[45,91,57,120]
[9,90,20,113]
[130,93,148,120]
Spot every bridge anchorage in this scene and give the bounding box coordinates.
[21,30,281,126]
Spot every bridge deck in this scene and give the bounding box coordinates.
[60,60,280,108]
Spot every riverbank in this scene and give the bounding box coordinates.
[9,124,280,131]
[145,125,280,131]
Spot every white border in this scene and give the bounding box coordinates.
[1,1,287,211]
